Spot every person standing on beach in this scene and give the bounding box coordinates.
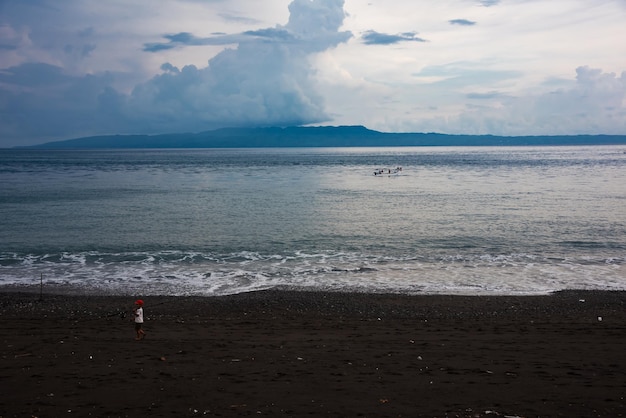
[133,299,146,340]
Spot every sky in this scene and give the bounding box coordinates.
[1,0,625,147]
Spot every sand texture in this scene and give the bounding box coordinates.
[1,290,624,417]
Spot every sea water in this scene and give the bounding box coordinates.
[1,146,624,296]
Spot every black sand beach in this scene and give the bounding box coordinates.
[1,290,624,417]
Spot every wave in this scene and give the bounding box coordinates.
[1,250,624,296]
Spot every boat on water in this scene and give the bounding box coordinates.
[373,167,402,176]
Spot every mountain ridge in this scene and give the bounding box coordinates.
[18,125,626,148]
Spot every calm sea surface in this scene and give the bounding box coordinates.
[1,146,625,295]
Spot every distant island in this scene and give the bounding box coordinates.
[18,126,626,148]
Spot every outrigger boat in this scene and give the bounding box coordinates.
[373,166,402,176]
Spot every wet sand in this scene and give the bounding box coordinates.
[0,290,624,417]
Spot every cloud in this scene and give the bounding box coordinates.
[218,12,262,25]
[418,66,626,135]
[0,0,353,146]
[466,91,506,99]
[413,63,522,88]
[0,63,121,142]
[145,0,353,53]
[361,30,426,45]
[127,0,353,131]
[449,19,476,26]
[0,24,21,51]
[143,32,243,52]
[1,0,624,146]
[244,28,295,41]
[536,66,626,125]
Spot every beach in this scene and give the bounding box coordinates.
[1,290,624,417]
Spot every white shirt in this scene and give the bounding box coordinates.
[134,307,144,323]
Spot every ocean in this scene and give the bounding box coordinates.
[1,146,624,296]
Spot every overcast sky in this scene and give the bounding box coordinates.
[1,0,625,147]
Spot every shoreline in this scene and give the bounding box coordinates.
[1,290,624,417]
[2,281,624,297]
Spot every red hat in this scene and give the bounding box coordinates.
[134,299,144,306]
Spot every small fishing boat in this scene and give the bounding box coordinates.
[373,166,402,176]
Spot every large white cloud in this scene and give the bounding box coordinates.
[127,0,352,132]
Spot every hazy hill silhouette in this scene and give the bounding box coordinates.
[21,126,626,148]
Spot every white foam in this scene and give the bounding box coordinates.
[1,250,624,296]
